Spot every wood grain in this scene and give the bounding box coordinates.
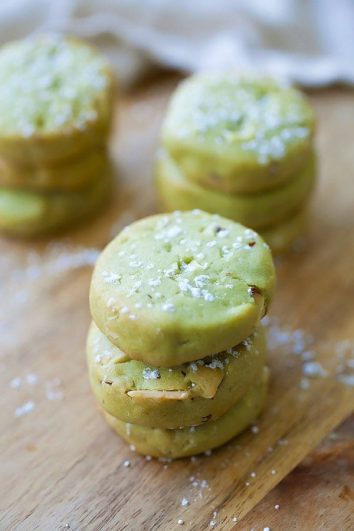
[1,79,354,531]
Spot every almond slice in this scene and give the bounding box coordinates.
[127,389,191,401]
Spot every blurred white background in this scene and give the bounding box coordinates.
[1,0,354,86]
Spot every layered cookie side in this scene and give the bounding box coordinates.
[104,369,269,458]
[0,167,111,237]
[87,322,266,429]
[156,149,316,229]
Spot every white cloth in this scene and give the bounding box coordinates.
[0,0,354,86]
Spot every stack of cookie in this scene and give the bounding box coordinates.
[156,74,316,254]
[88,210,275,458]
[0,34,114,237]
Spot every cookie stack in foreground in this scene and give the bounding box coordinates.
[156,75,316,254]
[0,34,114,237]
[88,210,276,458]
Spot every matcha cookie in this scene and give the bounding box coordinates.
[87,322,266,429]
[90,211,275,366]
[261,208,308,254]
[0,169,110,237]
[161,74,315,194]
[0,148,109,191]
[104,369,268,458]
[0,34,114,164]
[156,150,316,229]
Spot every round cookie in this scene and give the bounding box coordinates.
[0,169,111,237]
[87,321,266,429]
[104,369,268,458]
[161,74,315,194]
[90,210,276,366]
[261,208,308,255]
[0,34,114,164]
[156,150,315,229]
[0,148,109,191]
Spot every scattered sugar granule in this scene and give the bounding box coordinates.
[26,373,38,385]
[158,457,172,464]
[251,425,259,434]
[274,504,280,510]
[250,471,256,478]
[189,362,198,373]
[337,374,354,387]
[130,445,136,452]
[302,361,327,378]
[162,303,176,313]
[299,377,310,390]
[205,358,224,370]
[278,439,288,447]
[10,377,22,389]
[302,350,315,361]
[123,460,131,468]
[216,228,229,238]
[181,497,189,507]
[232,516,238,522]
[271,469,277,475]
[143,368,160,380]
[46,378,63,400]
[145,455,152,461]
[177,519,184,525]
[15,401,35,417]
[263,527,271,531]
[102,271,121,284]
[209,520,217,528]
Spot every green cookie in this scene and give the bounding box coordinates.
[0,167,110,237]
[90,211,276,366]
[104,369,268,458]
[161,74,315,194]
[0,147,109,192]
[156,150,315,229]
[87,322,266,429]
[0,34,114,164]
[261,207,308,254]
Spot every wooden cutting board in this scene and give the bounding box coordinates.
[1,76,354,531]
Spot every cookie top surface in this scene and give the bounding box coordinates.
[162,74,314,166]
[90,210,275,366]
[0,34,113,137]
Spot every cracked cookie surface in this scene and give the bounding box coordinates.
[87,322,266,429]
[104,369,268,458]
